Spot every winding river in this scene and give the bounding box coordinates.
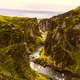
[29,31,67,80]
[29,48,66,80]
[29,30,79,80]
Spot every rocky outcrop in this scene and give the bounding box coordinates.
[38,19,52,32]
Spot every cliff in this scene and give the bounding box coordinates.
[45,6,80,73]
[38,19,51,32]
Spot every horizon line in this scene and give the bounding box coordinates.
[0,8,65,13]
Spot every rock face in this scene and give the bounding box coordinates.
[38,19,52,32]
[45,6,80,72]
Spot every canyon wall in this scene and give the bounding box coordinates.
[45,7,80,73]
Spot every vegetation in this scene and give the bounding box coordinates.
[45,6,80,73]
[0,6,80,80]
[0,16,48,80]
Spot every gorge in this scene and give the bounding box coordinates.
[0,6,80,80]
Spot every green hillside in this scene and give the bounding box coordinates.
[45,6,80,73]
[0,16,48,80]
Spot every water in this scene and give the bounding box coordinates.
[29,31,66,80]
[29,31,80,80]
[0,9,62,19]
[29,46,66,80]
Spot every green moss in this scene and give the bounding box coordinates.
[35,73,48,80]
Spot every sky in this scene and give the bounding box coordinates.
[0,0,80,12]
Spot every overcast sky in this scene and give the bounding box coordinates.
[0,0,80,12]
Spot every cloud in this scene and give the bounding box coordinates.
[0,0,80,11]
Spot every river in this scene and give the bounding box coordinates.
[29,31,67,80]
[29,30,79,80]
[29,47,66,80]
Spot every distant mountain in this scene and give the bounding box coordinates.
[0,9,62,18]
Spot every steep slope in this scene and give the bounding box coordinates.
[38,19,51,32]
[0,16,48,80]
[45,6,80,73]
